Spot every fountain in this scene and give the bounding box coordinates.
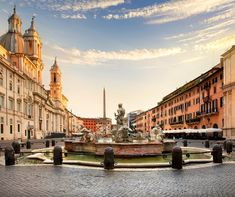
[65,104,176,156]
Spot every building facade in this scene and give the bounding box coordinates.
[135,46,235,138]
[0,7,80,140]
[82,117,112,134]
[222,46,235,139]
[127,110,143,130]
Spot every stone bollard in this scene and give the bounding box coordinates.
[26,141,31,149]
[103,147,115,170]
[45,140,50,148]
[172,147,182,169]
[223,140,227,150]
[211,144,222,163]
[205,140,210,148]
[51,140,55,146]
[5,146,15,166]
[12,141,20,154]
[53,146,63,165]
[183,140,187,147]
[226,141,233,154]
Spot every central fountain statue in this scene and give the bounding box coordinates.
[114,103,125,128]
[113,104,130,143]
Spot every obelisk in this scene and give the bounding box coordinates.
[103,88,106,118]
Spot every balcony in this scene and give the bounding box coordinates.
[170,120,184,125]
[199,108,219,117]
[186,117,200,124]
[203,96,211,103]
[151,117,156,122]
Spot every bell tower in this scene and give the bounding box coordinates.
[8,6,22,34]
[23,16,43,84]
[49,58,62,102]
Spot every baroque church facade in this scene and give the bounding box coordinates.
[0,7,79,140]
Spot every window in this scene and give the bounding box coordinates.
[212,99,218,112]
[29,41,32,51]
[54,73,57,83]
[18,124,20,133]
[17,101,21,112]
[201,104,205,113]
[220,73,223,80]
[9,118,13,134]
[0,95,4,108]
[28,104,32,116]
[46,120,49,130]
[17,85,20,94]
[220,97,224,107]
[39,108,42,118]
[0,68,3,86]
[214,87,216,94]
[0,117,4,134]
[9,81,13,91]
[24,102,27,114]
[39,120,42,130]
[9,99,14,110]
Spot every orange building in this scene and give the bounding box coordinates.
[82,118,97,132]
[135,60,224,135]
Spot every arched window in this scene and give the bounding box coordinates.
[38,71,40,82]
[213,124,218,128]
[37,44,39,54]
[29,40,32,52]
[54,73,57,83]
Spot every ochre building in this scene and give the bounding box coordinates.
[135,46,235,139]
[0,7,80,140]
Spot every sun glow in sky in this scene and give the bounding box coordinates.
[0,0,235,122]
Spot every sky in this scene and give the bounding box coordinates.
[0,0,235,123]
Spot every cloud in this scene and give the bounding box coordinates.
[203,3,235,24]
[61,13,87,20]
[44,43,183,66]
[194,34,235,51]
[10,0,125,20]
[103,0,233,24]
[165,18,235,44]
[181,56,204,64]
[50,0,125,11]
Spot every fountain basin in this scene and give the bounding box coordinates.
[64,140,176,156]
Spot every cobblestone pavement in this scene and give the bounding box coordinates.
[0,163,235,197]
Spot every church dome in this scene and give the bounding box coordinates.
[0,32,24,53]
[0,6,24,53]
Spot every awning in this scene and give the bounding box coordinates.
[163,128,222,134]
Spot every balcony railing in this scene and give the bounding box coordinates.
[203,96,210,103]
[186,117,200,124]
[170,121,184,125]
[199,109,218,117]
